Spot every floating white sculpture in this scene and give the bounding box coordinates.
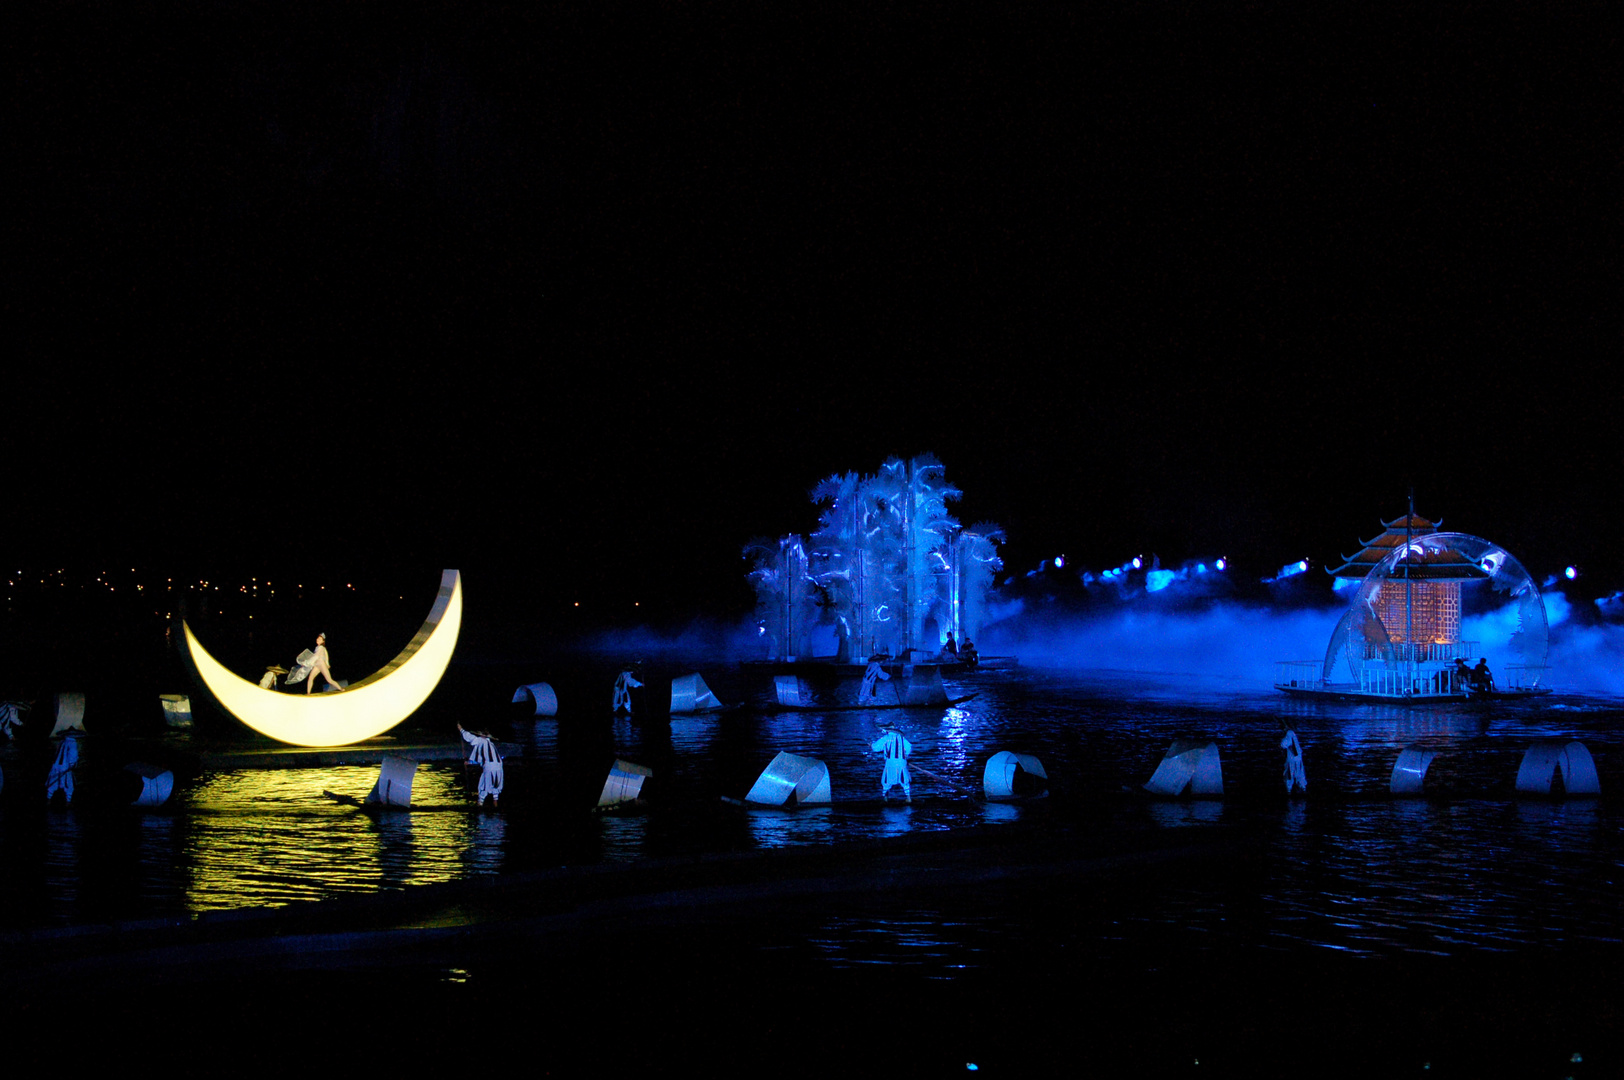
[983,750,1047,799]
[1390,745,1437,795]
[159,694,192,728]
[1516,740,1600,796]
[512,682,558,717]
[744,751,831,806]
[670,673,724,714]
[126,763,175,807]
[598,759,652,807]
[185,570,461,747]
[1144,739,1223,797]
[51,693,86,736]
[366,756,419,808]
[774,675,812,707]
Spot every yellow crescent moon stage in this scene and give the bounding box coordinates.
[184,569,462,747]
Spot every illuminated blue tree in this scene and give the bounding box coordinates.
[744,535,815,659]
[750,455,1002,661]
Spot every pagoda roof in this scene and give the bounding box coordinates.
[1327,513,1488,579]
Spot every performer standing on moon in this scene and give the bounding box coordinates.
[287,632,343,694]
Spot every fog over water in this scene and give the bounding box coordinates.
[575,576,1624,697]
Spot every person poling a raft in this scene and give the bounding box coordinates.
[870,722,912,802]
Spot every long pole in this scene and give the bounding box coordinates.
[1405,490,1415,684]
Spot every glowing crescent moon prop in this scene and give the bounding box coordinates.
[184,569,462,747]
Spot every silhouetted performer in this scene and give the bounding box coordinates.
[1453,658,1471,693]
[1474,658,1496,693]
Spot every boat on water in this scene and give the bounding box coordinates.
[1275,504,1551,703]
[747,655,993,712]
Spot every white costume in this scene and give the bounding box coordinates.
[462,728,504,806]
[1281,728,1307,793]
[861,660,892,701]
[613,670,643,714]
[871,727,912,801]
[47,736,79,803]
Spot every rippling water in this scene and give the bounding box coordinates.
[5,665,1623,965]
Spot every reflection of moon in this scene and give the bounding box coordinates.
[185,569,462,747]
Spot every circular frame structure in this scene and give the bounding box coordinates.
[1323,534,1547,688]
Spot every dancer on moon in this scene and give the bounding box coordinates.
[287,632,343,694]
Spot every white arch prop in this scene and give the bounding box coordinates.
[185,570,462,747]
[1144,739,1224,797]
[1390,745,1437,795]
[983,750,1048,799]
[513,682,559,717]
[1516,740,1600,795]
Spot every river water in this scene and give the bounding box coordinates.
[5,663,1624,967]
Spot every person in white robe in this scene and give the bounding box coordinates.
[46,735,79,803]
[861,658,892,702]
[458,724,504,808]
[1280,722,1307,793]
[871,724,912,802]
[613,668,643,714]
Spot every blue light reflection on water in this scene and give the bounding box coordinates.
[5,667,1624,965]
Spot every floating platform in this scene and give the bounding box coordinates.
[191,740,521,770]
[1275,683,1551,704]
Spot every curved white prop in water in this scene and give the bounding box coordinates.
[184,569,462,747]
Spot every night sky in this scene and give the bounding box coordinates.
[12,5,1621,632]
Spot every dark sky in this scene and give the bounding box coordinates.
[11,4,1621,626]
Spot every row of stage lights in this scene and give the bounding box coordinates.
[5,569,366,621]
[1026,553,1231,591]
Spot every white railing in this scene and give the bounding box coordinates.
[1275,660,1323,689]
[1501,664,1546,690]
[1362,641,1478,664]
[1359,661,1463,697]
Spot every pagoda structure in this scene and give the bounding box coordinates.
[1326,507,1486,667]
[1276,498,1550,701]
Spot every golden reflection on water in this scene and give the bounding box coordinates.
[182,765,501,913]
